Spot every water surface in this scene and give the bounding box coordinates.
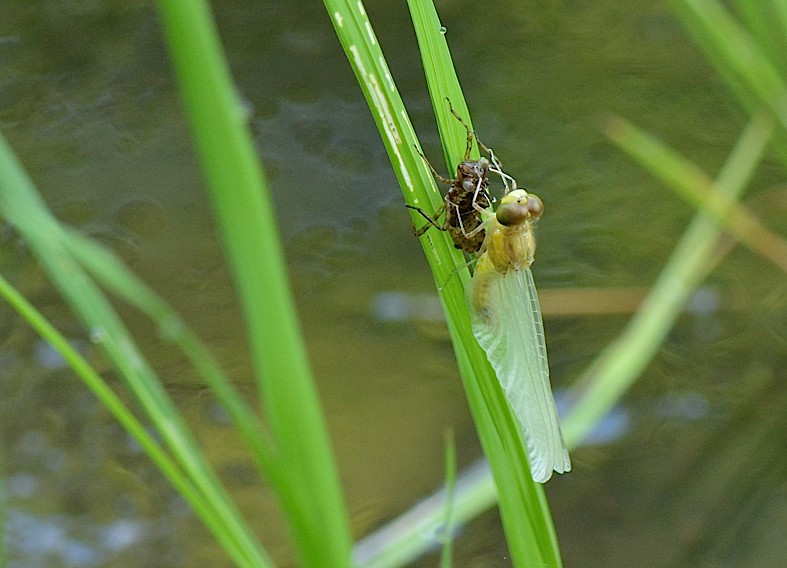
[1,1,785,566]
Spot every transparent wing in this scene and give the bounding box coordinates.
[470,267,571,482]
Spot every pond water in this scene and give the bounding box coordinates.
[1,0,785,567]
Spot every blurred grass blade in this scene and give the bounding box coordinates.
[732,1,787,68]
[0,131,271,568]
[154,1,353,565]
[326,0,563,566]
[604,115,787,273]
[670,0,787,127]
[0,421,4,567]
[0,272,245,556]
[353,460,496,568]
[563,112,774,445]
[670,0,787,161]
[771,0,787,46]
[61,230,279,485]
[439,432,457,568]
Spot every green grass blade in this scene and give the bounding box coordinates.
[0,271,251,562]
[439,432,457,568]
[770,0,787,47]
[671,0,787,124]
[670,0,787,161]
[153,1,352,565]
[603,115,787,273]
[410,3,563,565]
[563,112,774,445]
[60,230,280,485]
[326,0,562,566]
[407,2,476,169]
[0,132,271,568]
[324,0,466,281]
[353,461,496,568]
[731,1,787,70]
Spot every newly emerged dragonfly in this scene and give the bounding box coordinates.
[407,106,493,254]
[469,188,571,483]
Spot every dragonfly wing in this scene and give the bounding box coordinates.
[470,268,571,482]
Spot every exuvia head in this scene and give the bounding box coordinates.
[456,158,490,188]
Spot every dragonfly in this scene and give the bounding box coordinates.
[407,106,494,254]
[469,188,571,483]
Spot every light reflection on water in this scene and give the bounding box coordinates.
[1,0,785,566]
[6,509,147,567]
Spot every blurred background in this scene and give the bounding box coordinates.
[1,0,785,566]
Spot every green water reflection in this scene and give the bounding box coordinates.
[1,0,785,566]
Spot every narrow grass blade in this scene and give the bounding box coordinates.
[604,115,787,273]
[439,432,457,568]
[0,272,249,560]
[408,1,477,169]
[353,461,496,568]
[563,112,774,445]
[153,2,354,566]
[0,132,271,568]
[60,230,279,486]
[670,0,787,125]
[326,0,563,566]
[409,2,564,564]
[732,1,787,69]
[324,0,468,283]
[670,0,787,161]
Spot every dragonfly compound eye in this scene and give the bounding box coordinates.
[495,201,530,227]
[526,195,544,219]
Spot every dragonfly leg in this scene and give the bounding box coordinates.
[446,98,477,161]
[438,254,480,291]
[470,174,491,209]
[406,203,448,236]
[492,163,518,194]
[477,141,518,194]
[446,195,491,239]
[472,188,496,217]
[414,145,454,186]
[464,215,493,238]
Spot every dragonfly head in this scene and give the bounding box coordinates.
[496,189,544,226]
[457,158,490,191]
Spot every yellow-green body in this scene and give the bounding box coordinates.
[469,189,571,483]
